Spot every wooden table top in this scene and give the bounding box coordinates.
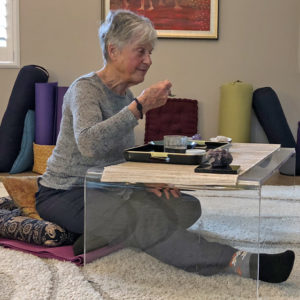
[101,143,281,187]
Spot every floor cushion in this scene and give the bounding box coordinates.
[0,178,78,247]
[0,206,77,246]
[2,177,41,220]
[0,65,49,172]
[32,143,55,175]
[0,196,17,211]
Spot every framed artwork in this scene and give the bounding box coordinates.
[103,0,219,39]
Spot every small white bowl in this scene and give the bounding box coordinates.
[209,136,232,143]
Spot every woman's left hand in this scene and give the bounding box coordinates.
[145,183,181,199]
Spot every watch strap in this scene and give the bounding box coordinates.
[134,98,143,119]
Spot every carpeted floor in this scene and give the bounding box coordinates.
[0,246,299,300]
[189,186,300,248]
[0,184,300,299]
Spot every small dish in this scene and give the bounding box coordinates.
[209,136,232,143]
[186,149,206,155]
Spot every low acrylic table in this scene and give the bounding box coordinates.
[84,143,295,298]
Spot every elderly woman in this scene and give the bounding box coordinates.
[35,10,294,284]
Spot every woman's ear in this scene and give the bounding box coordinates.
[107,43,119,61]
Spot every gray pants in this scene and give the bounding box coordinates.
[36,182,236,275]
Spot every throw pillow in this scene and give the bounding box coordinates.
[0,208,77,246]
[144,98,198,143]
[9,110,35,174]
[2,177,41,220]
[32,143,55,175]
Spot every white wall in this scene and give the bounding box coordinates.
[0,0,299,145]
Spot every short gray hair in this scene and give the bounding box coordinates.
[99,10,157,64]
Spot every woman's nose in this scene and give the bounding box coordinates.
[143,54,152,65]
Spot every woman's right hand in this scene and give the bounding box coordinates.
[145,183,181,199]
[137,80,172,114]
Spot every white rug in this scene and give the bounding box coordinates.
[188,186,300,249]
[1,183,300,299]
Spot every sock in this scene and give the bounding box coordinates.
[249,250,295,283]
[226,250,295,284]
[225,250,252,277]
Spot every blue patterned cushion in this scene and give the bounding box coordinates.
[0,196,17,210]
[0,197,77,246]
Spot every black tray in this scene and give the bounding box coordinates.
[124,141,229,165]
[194,163,240,174]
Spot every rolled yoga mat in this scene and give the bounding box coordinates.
[252,87,296,148]
[35,82,58,145]
[54,86,68,143]
[0,65,49,172]
[218,81,253,143]
[296,122,300,175]
[253,87,296,176]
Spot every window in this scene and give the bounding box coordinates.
[0,0,19,67]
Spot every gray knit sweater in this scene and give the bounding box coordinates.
[40,72,138,190]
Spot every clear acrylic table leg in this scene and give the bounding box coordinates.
[84,178,261,298]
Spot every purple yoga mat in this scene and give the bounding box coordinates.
[54,86,68,143]
[35,82,58,145]
[0,238,123,266]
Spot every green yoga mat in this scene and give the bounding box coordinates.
[218,81,253,143]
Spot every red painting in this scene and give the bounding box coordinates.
[104,0,219,39]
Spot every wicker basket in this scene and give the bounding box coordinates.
[33,143,55,175]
